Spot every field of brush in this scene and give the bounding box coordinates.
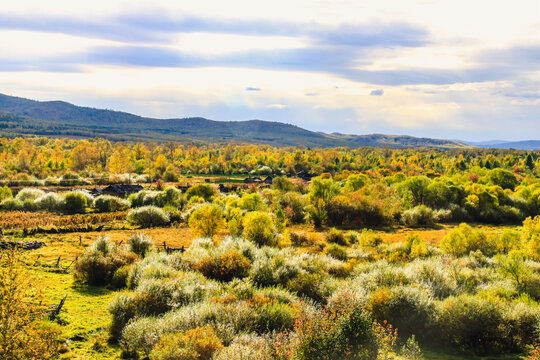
[1,140,540,359]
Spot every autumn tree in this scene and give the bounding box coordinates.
[0,249,60,359]
[189,204,225,238]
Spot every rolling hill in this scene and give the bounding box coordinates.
[0,93,470,148]
[463,140,540,150]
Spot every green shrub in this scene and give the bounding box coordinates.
[61,191,87,214]
[155,186,184,208]
[326,227,347,245]
[94,195,129,212]
[440,223,496,257]
[503,301,540,350]
[287,272,329,303]
[111,264,132,289]
[15,188,44,202]
[150,326,223,360]
[294,292,380,360]
[243,211,276,246]
[185,184,216,202]
[325,194,390,227]
[21,199,37,211]
[401,205,436,227]
[128,233,154,258]
[436,294,506,352]
[35,192,64,212]
[108,294,138,340]
[227,207,244,237]
[189,204,225,238]
[279,191,306,224]
[240,193,267,212]
[368,286,435,339]
[73,236,138,285]
[358,229,382,248]
[0,198,21,210]
[0,185,12,201]
[252,299,297,333]
[324,243,348,261]
[196,250,251,282]
[58,173,83,186]
[127,206,170,227]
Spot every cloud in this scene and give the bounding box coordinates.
[0,12,429,48]
[370,89,384,96]
[245,87,261,91]
[266,103,287,109]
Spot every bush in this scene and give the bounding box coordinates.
[251,297,298,333]
[150,326,223,360]
[436,294,506,352]
[240,193,267,212]
[128,233,154,258]
[286,272,329,303]
[294,292,380,360]
[325,194,390,227]
[73,236,138,285]
[279,191,306,224]
[15,188,45,202]
[503,301,540,350]
[127,206,170,227]
[62,191,87,214]
[185,184,216,202]
[109,294,138,340]
[0,185,12,201]
[368,286,435,339]
[494,229,522,254]
[189,204,225,238]
[58,173,83,186]
[358,229,382,248]
[94,195,129,212]
[242,211,276,246]
[111,265,132,289]
[401,205,436,227]
[524,216,540,259]
[326,227,347,245]
[440,223,496,257]
[0,198,23,210]
[324,243,348,261]
[227,207,244,237]
[35,192,63,212]
[195,251,251,282]
[155,186,184,208]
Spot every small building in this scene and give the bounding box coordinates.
[102,184,143,197]
[263,175,274,184]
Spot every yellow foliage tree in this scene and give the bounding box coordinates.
[0,249,60,359]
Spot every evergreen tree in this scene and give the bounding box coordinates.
[526,153,535,171]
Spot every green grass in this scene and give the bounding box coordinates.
[424,349,525,360]
[31,270,121,359]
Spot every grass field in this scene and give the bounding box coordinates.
[5,221,524,359]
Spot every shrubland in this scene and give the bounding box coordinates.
[1,139,540,358]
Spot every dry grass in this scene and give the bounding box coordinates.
[0,211,127,230]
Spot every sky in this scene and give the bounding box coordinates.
[0,0,539,141]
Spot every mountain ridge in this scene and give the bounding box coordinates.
[0,93,524,149]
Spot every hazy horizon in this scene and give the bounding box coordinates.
[1,0,539,142]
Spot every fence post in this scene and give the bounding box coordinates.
[49,295,67,321]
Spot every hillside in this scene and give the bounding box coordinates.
[464,140,540,150]
[0,93,469,148]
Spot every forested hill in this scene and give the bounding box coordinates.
[0,93,469,148]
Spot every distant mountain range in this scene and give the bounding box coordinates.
[0,93,537,150]
[462,140,540,151]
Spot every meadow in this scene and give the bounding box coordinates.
[1,138,540,360]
